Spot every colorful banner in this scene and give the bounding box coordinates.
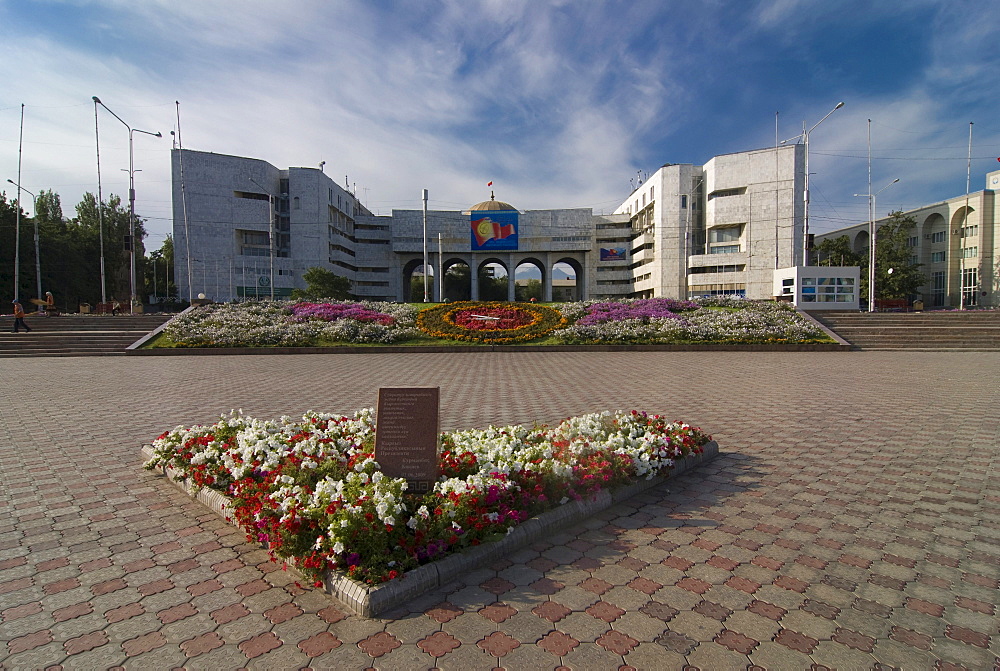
[600,247,627,261]
[471,210,518,251]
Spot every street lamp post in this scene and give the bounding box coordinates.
[93,97,162,313]
[6,180,40,309]
[854,178,899,312]
[782,101,845,266]
[248,177,276,301]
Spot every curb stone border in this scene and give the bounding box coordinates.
[140,439,719,617]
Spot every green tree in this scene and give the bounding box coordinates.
[443,264,471,301]
[290,266,352,301]
[145,235,177,302]
[477,268,508,301]
[0,192,30,300]
[874,211,925,300]
[515,278,543,301]
[814,235,863,268]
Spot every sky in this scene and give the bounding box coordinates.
[2,0,999,252]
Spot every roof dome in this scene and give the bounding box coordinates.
[470,191,517,211]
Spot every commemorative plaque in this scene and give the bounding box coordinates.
[374,387,440,493]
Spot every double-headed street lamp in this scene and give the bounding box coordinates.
[854,178,899,312]
[6,179,41,309]
[782,101,845,265]
[93,97,162,312]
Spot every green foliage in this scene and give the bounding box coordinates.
[815,235,863,268]
[0,188,142,308]
[515,278,543,302]
[815,213,925,302]
[874,211,925,300]
[290,266,352,301]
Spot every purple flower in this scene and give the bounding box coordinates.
[576,299,696,326]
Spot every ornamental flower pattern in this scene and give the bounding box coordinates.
[417,301,567,343]
[144,409,711,585]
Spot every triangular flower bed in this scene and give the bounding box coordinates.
[141,409,718,617]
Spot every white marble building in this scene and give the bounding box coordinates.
[815,169,999,308]
[171,145,806,303]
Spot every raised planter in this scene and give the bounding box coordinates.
[141,440,719,617]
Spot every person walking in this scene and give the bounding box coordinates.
[12,300,32,333]
[44,291,55,317]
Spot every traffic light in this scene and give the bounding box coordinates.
[123,234,133,251]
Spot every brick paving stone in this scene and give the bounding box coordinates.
[477,631,520,657]
[4,353,1000,669]
[774,627,818,654]
[63,629,108,655]
[478,602,517,623]
[532,600,572,623]
[596,629,638,655]
[714,628,758,654]
[121,631,166,657]
[299,631,343,657]
[586,601,625,623]
[238,631,281,658]
[538,629,580,656]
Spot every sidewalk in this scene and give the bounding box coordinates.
[1,352,997,669]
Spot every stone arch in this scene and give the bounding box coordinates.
[442,257,472,301]
[514,257,546,302]
[553,257,584,302]
[476,257,511,301]
[853,230,870,256]
[921,213,947,267]
[402,258,435,302]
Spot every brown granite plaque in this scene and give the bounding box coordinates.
[374,387,440,493]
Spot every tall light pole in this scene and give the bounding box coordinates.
[93,97,162,312]
[855,178,899,312]
[7,180,40,308]
[422,189,429,302]
[782,101,845,266]
[248,177,276,300]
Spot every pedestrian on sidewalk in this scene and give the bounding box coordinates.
[12,300,32,333]
[44,291,55,317]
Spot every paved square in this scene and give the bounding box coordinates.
[1,351,998,669]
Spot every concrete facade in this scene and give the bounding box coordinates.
[171,145,805,303]
[815,169,999,308]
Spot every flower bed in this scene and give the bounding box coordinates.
[416,301,567,344]
[162,300,419,347]
[143,409,711,586]
[553,297,828,344]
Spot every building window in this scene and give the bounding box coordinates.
[906,236,918,248]
[707,187,745,201]
[800,276,855,303]
[931,231,946,243]
[961,225,978,237]
[293,196,300,210]
[962,246,978,259]
[680,194,687,209]
[962,268,978,307]
[931,251,946,263]
[931,271,946,306]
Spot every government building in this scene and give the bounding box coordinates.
[170,144,810,304]
[815,170,999,308]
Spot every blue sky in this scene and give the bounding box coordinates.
[2,0,998,251]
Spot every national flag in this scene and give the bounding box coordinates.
[471,216,516,247]
[487,181,493,187]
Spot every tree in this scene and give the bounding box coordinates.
[290,266,351,301]
[515,278,543,301]
[814,235,863,268]
[443,264,471,301]
[814,215,924,303]
[874,211,925,300]
[145,235,177,302]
